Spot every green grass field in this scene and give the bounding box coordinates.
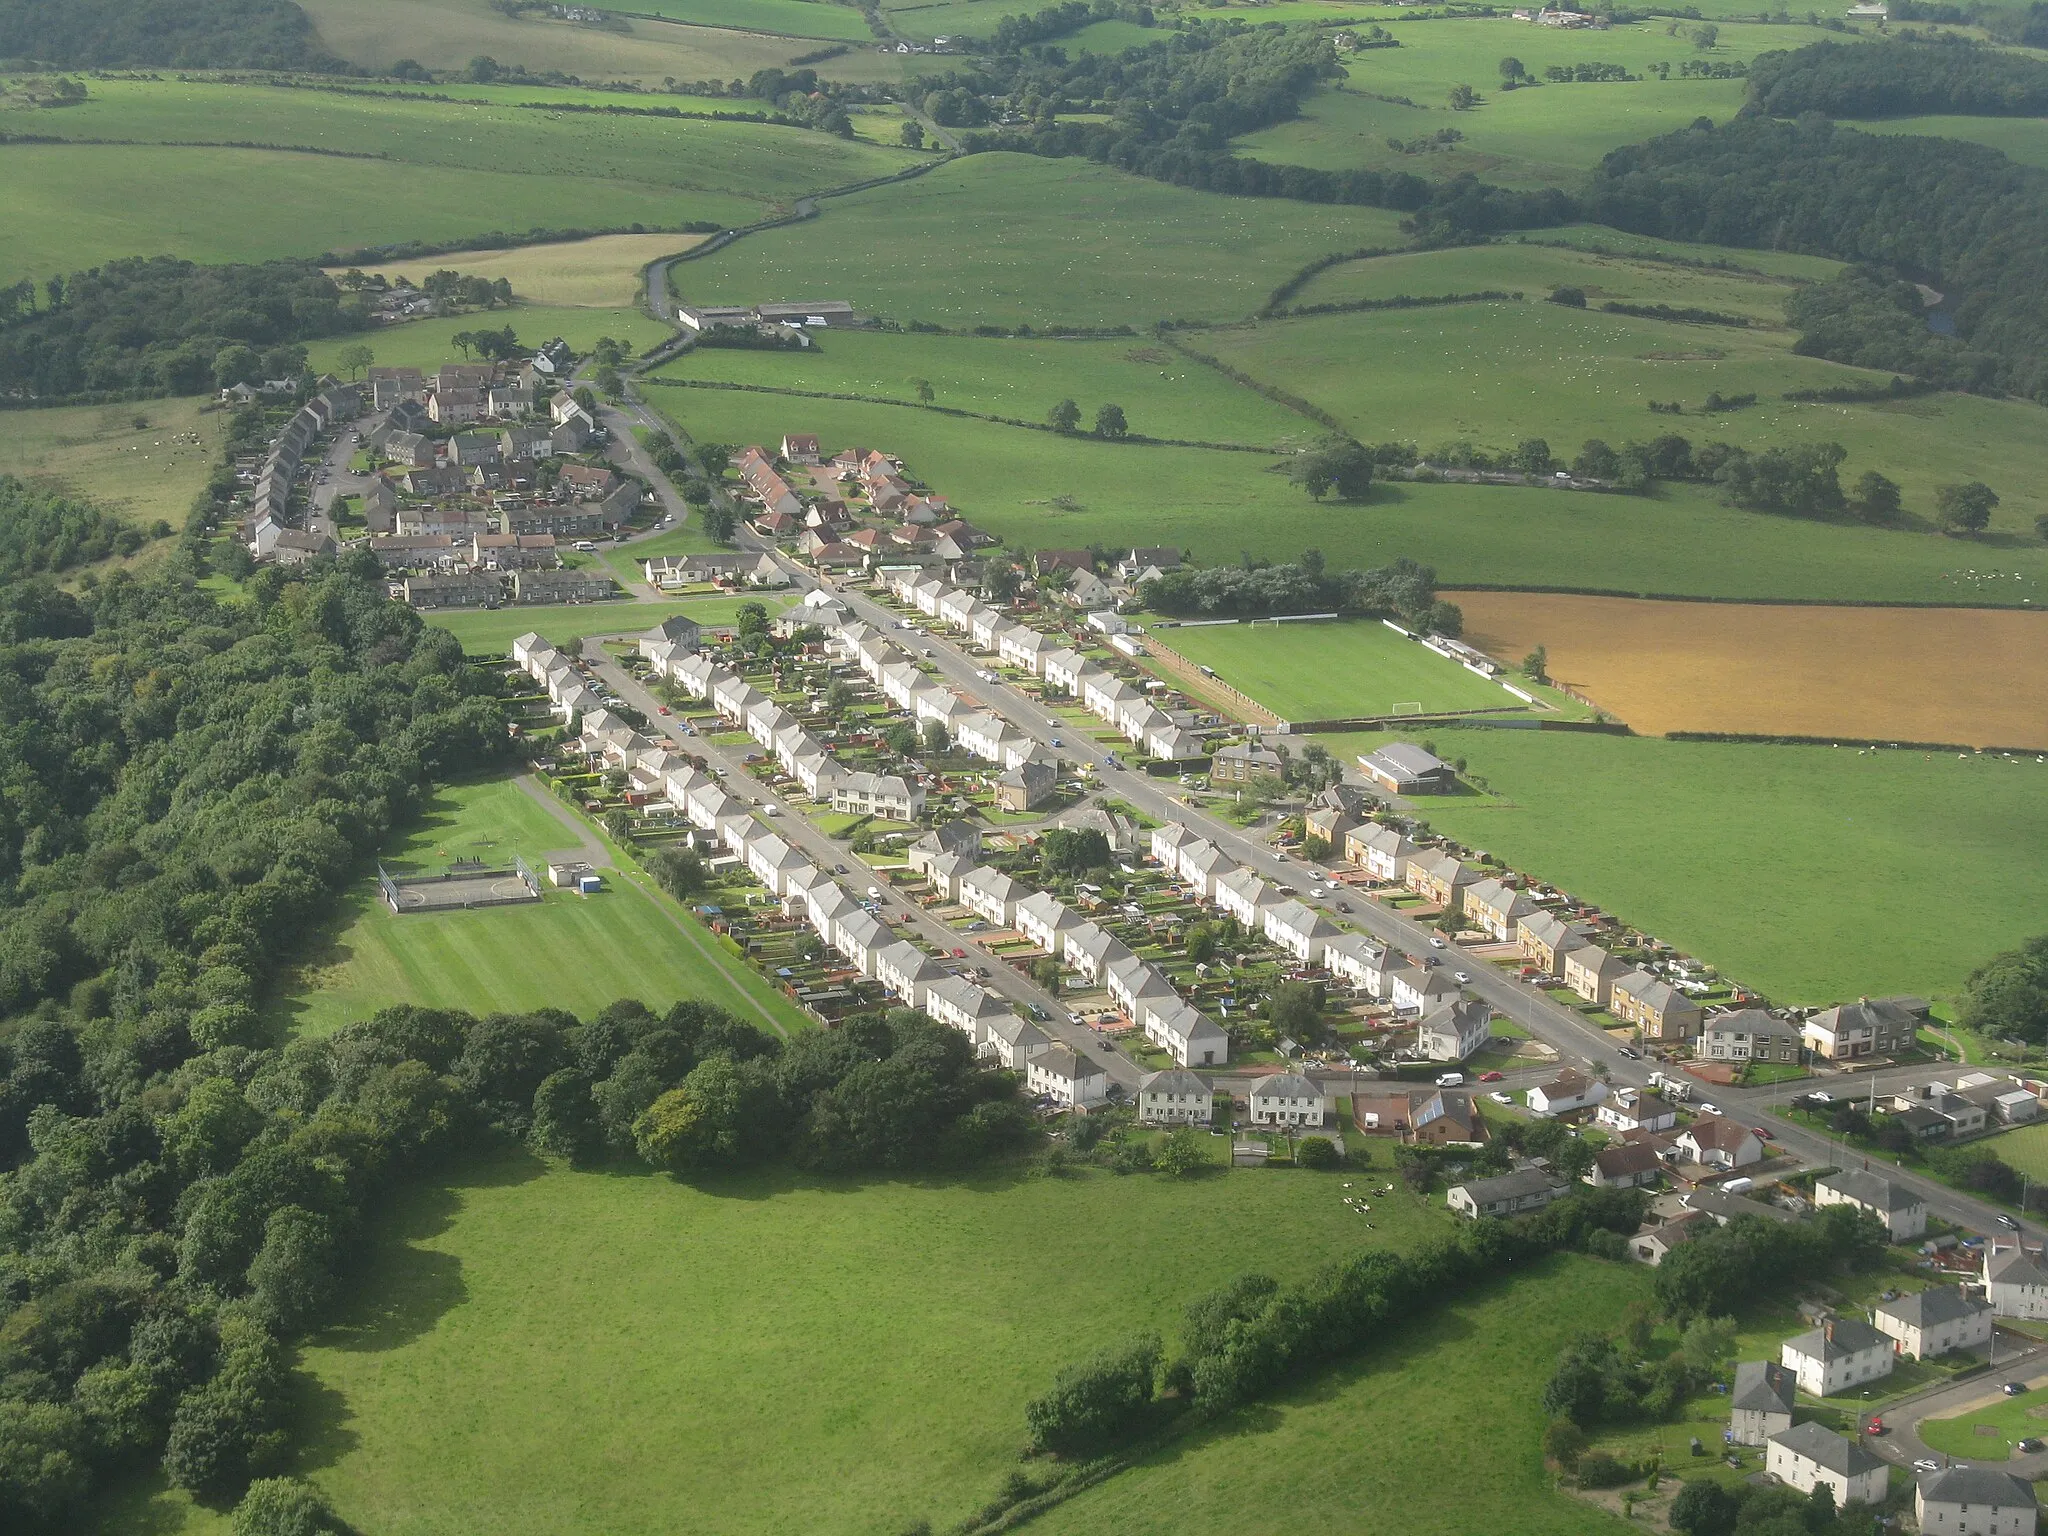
[427,592,794,654]
[622,0,875,38]
[649,387,2048,604]
[0,396,221,527]
[673,152,1414,327]
[204,1145,1474,1536]
[1860,113,2048,171]
[274,776,807,1038]
[652,328,1318,445]
[1983,1121,2048,1184]
[305,304,671,375]
[1158,619,1523,720]
[1918,1391,2044,1459]
[1308,727,2048,1006]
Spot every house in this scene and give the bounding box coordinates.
[1588,1141,1662,1189]
[1517,910,1590,974]
[639,614,702,659]
[1248,1072,1329,1127]
[1673,1117,1765,1171]
[1106,955,1176,1023]
[1803,998,1918,1060]
[831,772,925,822]
[1610,971,1704,1042]
[1595,1090,1677,1135]
[1700,1009,1805,1065]
[403,572,499,609]
[1873,1286,1993,1360]
[1629,1210,1709,1265]
[1527,1067,1607,1117]
[1263,900,1336,962]
[997,626,1049,673]
[1062,923,1133,986]
[1563,944,1631,1007]
[1780,1317,1893,1396]
[268,528,336,565]
[1118,546,1182,579]
[1404,849,1476,912]
[513,569,616,605]
[1353,1085,1484,1145]
[1303,802,1356,852]
[1344,823,1416,883]
[1463,878,1536,943]
[1916,1466,2037,1536]
[1983,1245,2048,1319]
[1144,998,1229,1069]
[1013,890,1080,955]
[1028,1046,1107,1108]
[1814,1169,1927,1242]
[1730,1361,1797,1445]
[1322,933,1392,997]
[780,432,821,464]
[1447,1167,1566,1219]
[1137,1069,1213,1126]
[1358,742,1457,795]
[981,1013,1052,1071]
[1388,962,1462,1017]
[1415,998,1491,1063]
[1210,741,1283,785]
[874,939,941,1008]
[1766,1422,1888,1508]
[959,866,1026,930]
[924,976,1010,1044]
[995,756,1058,812]
[1212,867,1280,929]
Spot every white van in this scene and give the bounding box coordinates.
[573,540,598,552]
[1436,1072,1465,1088]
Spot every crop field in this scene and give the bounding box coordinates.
[652,329,1317,445]
[1155,619,1525,722]
[1032,1255,1644,1536]
[304,304,671,374]
[263,1147,1449,1536]
[0,144,732,280]
[622,0,875,39]
[1237,19,1862,186]
[1454,592,2048,748]
[1859,114,2048,171]
[0,397,220,528]
[273,776,806,1039]
[300,0,904,82]
[1197,302,2048,539]
[650,387,2048,605]
[1306,727,2048,1005]
[324,232,701,307]
[673,153,1414,327]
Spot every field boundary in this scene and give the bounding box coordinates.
[1445,581,2043,613]
[1137,633,1285,728]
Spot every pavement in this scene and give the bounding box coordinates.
[514,772,612,868]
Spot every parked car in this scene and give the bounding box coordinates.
[1479,1071,1504,1082]
[1617,1046,1639,1060]
[1454,971,1472,984]
[2019,1438,2044,1453]
[2001,1215,2023,1231]
[1490,1092,1513,1105]
[1697,1103,1721,1116]
[1436,1072,1465,1087]
[2006,1382,2030,1396]
[1914,1459,1940,1473]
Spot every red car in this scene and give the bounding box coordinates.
[1479,1071,1504,1083]
[1755,1126,1775,1140]
[657,705,670,715]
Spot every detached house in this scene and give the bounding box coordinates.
[1248,1072,1328,1128]
[1527,1067,1606,1117]
[1447,1167,1566,1219]
[1595,1090,1677,1135]
[1588,1141,1662,1189]
[1415,998,1491,1063]
[1728,1360,1796,1446]
[1814,1169,1927,1242]
[1873,1285,1993,1360]
[1673,1116,1765,1171]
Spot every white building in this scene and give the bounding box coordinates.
[981,1013,1052,1071]
[1814,1169,1928,1242]
[1415,998,1492,1063]
[1248,1072,1328,1127]
[1873,1285,1994,1361]
[959,866,1026,929]
[1028,1045,1108,1108]
[1985,1244,2048,1320]
[1263,899,1337,962]
[1766,1422,1888,1508]
[1527,1067,1607,1117]
[1321,933,1392,997]
[1014,890,1081,955]
[1137,1069,1213,1126]
[1916,1466,2038,1536]
[873,939,941,1008]
[1143,997,1229,1069]
[1728,1360,1796,1446]
[1780,1317,1893,1397]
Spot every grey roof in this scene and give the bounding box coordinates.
[1877,1285,1989,1331]
[1731,1360,1796,1416]
[1768,1420,1884,1477]
[1367,741,1451,779]
[1453,1167,1564,1204]
[1251,1072,1321,1099]
[1036,1045,1103,1082]
[1140,1069,1211,1098]
[1918,1465,2037,1509]
[1986,1246,2048,1287]
[1783,1316,1889,1360]
[1818,1168,1923,1214]
[1704,1007,1803,1041]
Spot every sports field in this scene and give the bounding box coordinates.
[648,389,2048,605]
[672,152,1414,327]
[305,304,671,375]
[0,397,220,528]
[274,776,806,1038]
[327,232,704,308]
[1455,591,2048,747]
[1308,727,2048,1005]
[1156,619,1522,722]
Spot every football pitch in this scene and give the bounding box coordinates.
[1155,618,1525,722]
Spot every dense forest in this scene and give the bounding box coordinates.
[1586,117,2048,400]
[1746,38,2048,117]
[0,478,155,580]
[0,258,354,400]
[0,0,339,70]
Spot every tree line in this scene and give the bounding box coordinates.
[1746,38,2048,118]
[0,477,162,580]
[1138,551,1459,631]
[0,0,344,71]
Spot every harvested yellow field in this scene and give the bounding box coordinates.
[1454,590,2048,749]
[326,232,704,308]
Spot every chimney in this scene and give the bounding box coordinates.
[1825,1321,1835,1343]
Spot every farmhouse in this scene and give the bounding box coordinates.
[1028,1046,1108,1109]
[1916,1467,2038,1536]
[1766,1422,1887,1507]
[1415,998,1491,1063]
[1358,742,1457,795]
[1729,1361,1796,1445]
[1814,1169,1927,1242]
[1137,1069,1213,1126]
[1447,1167,1566,1219]
[1609,971,1703,1042]
[1803,998,1918,1060]
[1780,1317,1893,1396]
[1247,1072,1328,1127]
[1700,1009,1805,1065]
[1873,1285,1993,1360]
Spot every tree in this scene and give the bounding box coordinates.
[1185,921,1219,966]
[1512,438,1555,473]
[1548,286,1588,308]
[700,502,737,544]
[691,441,731,478]
[333,343,374,380]
[648,845,706,902]
[1449,83,1478,109]
[1288,437,1374,501]
[603,809,637,841]
[1049,398,1081,433]
[921,718,950,755]
[1541,1417,1588,1469]
[1499,55,1526,82]
[1959,934,2048,1044]
[1094,402,1128,439]
[1023,1333,1160,1454]
[1266,979,1325,1044]
[883,721,919,757]
[1668,1479,1737,1536]
[1295,1135,1340,1168]
[245,1207,335,1334]
[911,376,935,404]
[1936,480,1999,533]
[1692,22,1719,48]
[231,1477,341,1536]
[213,344,261,391]
[1521,645,1548,681]
[900,119,925,148]
[1039,826,1112,878]
[450,330,475,360]
[1155,1125,1207,1176]
[1850,469,1901,523]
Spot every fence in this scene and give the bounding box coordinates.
[1136,634,1286,730]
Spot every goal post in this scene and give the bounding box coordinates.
[1391,701,1423,717]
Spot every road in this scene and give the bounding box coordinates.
[1868,1335,2048,1477]
[306,409,376,540]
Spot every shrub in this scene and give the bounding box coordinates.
[1024,1333,1162,1455]
[1295,1136,1341,1169]
[1577,1452,1638,1488]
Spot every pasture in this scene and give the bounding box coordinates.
[672,152,1414,327]
[1454,592,2048,748]
[304,304,671,374]
[1306,727,2048,1005]
[652,328,1317,445]
[286,1148,1448,1536]
[1154,619,1525,722]
[0,396,220,528]
[426,593,791,656]
[273,775,807,1038]
[649,388,2048,605]
[325,232,701,307]
[1197,301,2048,539]
[621,0,875,38]
[1859,114,2048,171]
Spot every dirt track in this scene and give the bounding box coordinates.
[1453,592,2048,747]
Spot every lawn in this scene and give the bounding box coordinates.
[185,1145,1451,1536]
[673,152,1415,327]
[1307,728,2048,1006]
[272,775,807,1038]
[0,396,221,528]
[1983,1122,2048,1185]
[427,593,788,656]
[305,305,672,376]
[1918,1390,2046,1459]
[651,328,1317,446]
[647,387,2048,605]
[1028,1252,1646,1536]
[326,232,706,309]
[1155,618,1525,721]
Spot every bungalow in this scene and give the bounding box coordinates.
[1212,867,1280,929]
[1729,1361,1797,1446]
[1528,1067,1608,1117]
[982,1013,1053,1071]
[1610,971,1704,1042]
[1404,849,1476,912]
[1588,1141,1662,1189]
[1916,1467,2038,1536]
[1874,1285,1993,1361]
[1814,1169,1928,1242]
[1389,963,1462,1016]
[1416,998,1492,1062]
[1144,997,1229,1069]
[1322,933,1392,997]
[1028,1046,1108,1109]
[960,866,1027,930]
[1447,1167,1567,1219]
[1804,998,1918,1061]
[1673,1117,1765,1171]
[832,771,925,822]
[1344,823,1416,883]
[1766,1423,1888,1508]
[1463,878,1537,943]
[1985,1244,2048,1320]
[874,939,941,1008]
[1210,741,1284,786]
[1700,1009,1805,1065]
[1248,1072,1329,1128]
[1263,899,1337,962]
[1137,1069,1213,1126]
[1358,742,1457,795]
[1595,1090,1677,1135]
[1518,910,1591,975]
[1563,944,1631,1007]
[1781,1316,1894,1397]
